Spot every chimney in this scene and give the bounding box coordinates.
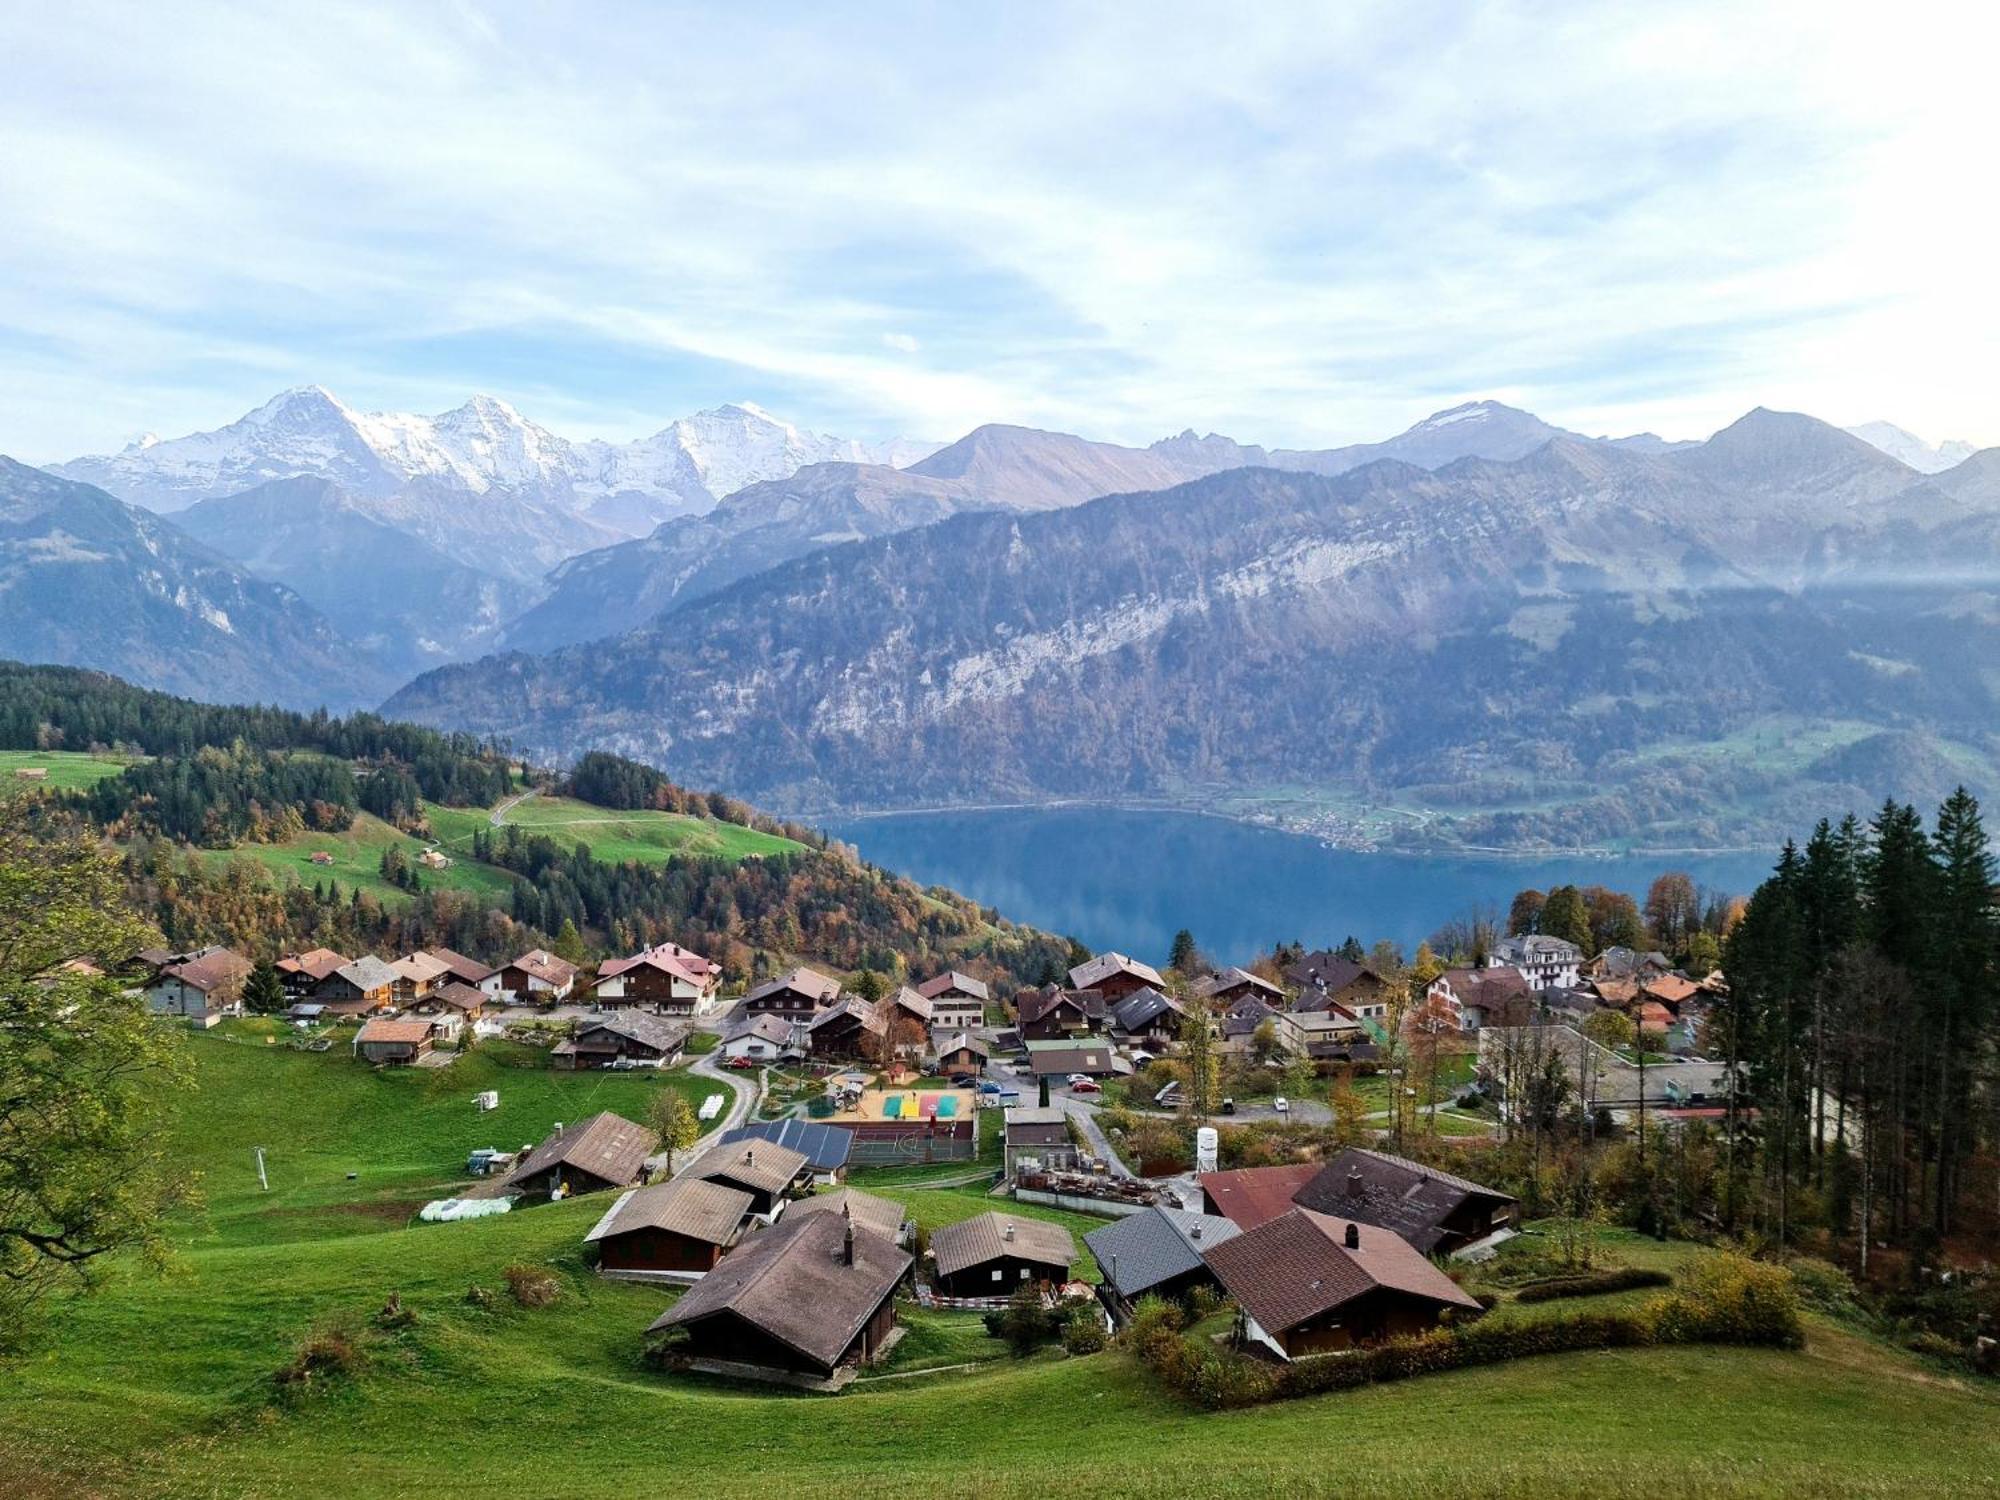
[745,1147,754,1168]
[1003,1220,1015,1242]
[1190,1224,1202,1241]
[1346,1167,1363,1198]
[842,1201,856,1266]
[1344,1221,1361,1250]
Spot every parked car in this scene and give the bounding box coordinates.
[1273,1096,1290,1115]
[1070,1079,1102,1095]
[977,1080,1005,1095]
[948,1071,978,1087]
[1066,1073,1093,1086]
[1220,1096,1236,1115]
[725,1055,759,1070]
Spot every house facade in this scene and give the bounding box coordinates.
[592,942,721,1014]
[145,946,252,1026]
[928,1212,1075,1298]
[742,966,841,1020]
[1488,934,1582,990]
[915,970,989,1030]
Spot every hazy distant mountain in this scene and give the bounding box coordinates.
[1147,400,1618,477]
[175,477,512,675]
[49,387,933,532]
[0,459,391,709]
[388,409,2000,850]
[1845,421,1980,474]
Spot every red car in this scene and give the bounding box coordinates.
[725,1055,759,1070]
[1069,1078,1102,1095]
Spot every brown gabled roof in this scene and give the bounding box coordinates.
[505,1111,655,1190]
[163,946,252,994]
[647,1210,910,1368]
[508,949,577,986]
[1198,1163,1322,1231]
[1643,973,1700,1006]
[1202,1208,1481,1335]
[808,993,888,1038]
[278,947,349,979]
[425,947,495,985]
[787,1187,906,1241]
[915,970,990,1003]
[1017,986,1105,1027]
[421,981,488,1013]
[1193,967,1286,1002]
[745,966,842,1006]
[929,1211,1075,1278]
[584,1176,753,1248]
[885,986,933,1023]
[390,952,451,985]
[680,1138,811,1198]
[1067,951,1164,990]
[597,941,718,987]
[354,1017,435,1045]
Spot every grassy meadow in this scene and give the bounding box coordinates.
[0,747,137,793]
[1,1026,1996,1499]
[198,811,523,908]
[427,793,803,864]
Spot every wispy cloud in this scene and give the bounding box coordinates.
[0,0,1992,459]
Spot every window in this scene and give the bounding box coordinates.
[992,1269,1003,1282]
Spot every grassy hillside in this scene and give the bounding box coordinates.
[1,1027,1995,1498]
[197,810,522,907]
[428,792,804,863]
[0,747,136,794]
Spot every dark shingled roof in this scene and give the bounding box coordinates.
[575,1012,690,1054]
[1110,987,1184,1033]
[680,1138,812,1198]
[584,1176,754,1248]
[647,1210,910,1368]
[1202,1208,1481,1334]
[1085,1206,1240,1298]
[505,1111,655,1191]
[930,1212,1075,1278]
[1291,1147,1516,1255]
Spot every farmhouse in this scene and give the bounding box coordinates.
[1085,1205,1240,1317]
[501,949,577,1002]
[425,947,501,993]
[584,1176,754,1277]
[807,994,889,1061]
[275,947,349,1000]
[718,1119,853,1183]
[1218,996,1282,1055]
[505,1111,656,1200]
[592,941,721,1014]
[554,1013,689,1070]
[743,966,842,1019]
[388,951,451,1002]
[314,955,399,1016]
[352,1016,437,1066]
[1067,951,1165,1002]
[914,969,989,1029]
[1109,987,1186,1048]
[645,1208,910,1389]
[406,980,489,1032]
[1198,1163,1322,1230]
[1192,967,1286,1007]
[930,1030,990,1076]
[145,945,252,1026]
[1287,953,1394,1020]
[1202,1208,1483,1359]
[1291,1148,1519,1257]
[787,1186,907,1244]
[1016,986,1107,1041]
[928,1211,1075,1298]
[678,1138,812,1219]
[1426,967,1534,1031]
[1003,1106,1073,1177]
[1024,1038,1127,1079]
[720,1013,798,1063]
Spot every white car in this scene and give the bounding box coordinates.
[1067,1072,1093,1087]
[1273,1096,1290,1114]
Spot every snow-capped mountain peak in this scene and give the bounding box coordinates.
[1844,421,1979,475]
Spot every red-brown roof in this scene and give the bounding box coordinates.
[1202,1208,1481,1334]
[355,1018,435,1045]
[597,942,718,986]
[1198,1163,1322,1231]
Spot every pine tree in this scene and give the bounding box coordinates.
[242,960,286,1015]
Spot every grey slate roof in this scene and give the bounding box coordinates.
[334,955,399,992]
[506,1111,656,1191]
[1084,1206,1240,1298]
[576,1012,689,1054]
[1290,1146,1515,1255]
[1110,986,1183,1032]
[680,1138,812,1198]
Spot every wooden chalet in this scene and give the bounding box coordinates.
[501,948,577,1002]
[1066,951,1165,1003]
[742,966,842,1020]
[927,1211,1075,1298]
[504,1111,656,1199]
[592,941,721,1015]
[313,955,399,1016]
[914,970,989,1030]
[554,1013,689,1070]
[275,947,349,1001]
[352,1016,438,1066]
[678,1139,812,1218]
[585,1176,754,1276]
[1290,1148,1519,1256]
[1016,986,1107,1041]
[1085,1206,1240,1318]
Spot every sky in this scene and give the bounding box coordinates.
[1,0,1994,461]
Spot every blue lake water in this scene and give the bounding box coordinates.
[819,806,1777,964]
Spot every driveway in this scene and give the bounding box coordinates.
[687,1046,758,1136]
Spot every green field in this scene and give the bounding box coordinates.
[198,811,523,907]
[428,793,804,864]
[1,1029,1996,1498]
[0,747,137,793]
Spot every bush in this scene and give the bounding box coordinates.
[274,1323,364,1391]
[1785,1256,1860,1316]
[1647,1254,1802,1349]
[374,1292,418,1330]
[984,1285,1059,1356]
[1904,1330,1966,1364]
[1515,1267,1673,1303]
[464,1284,497,1311]
[1061,1304,1108,1356]
[503,1263,562,1309]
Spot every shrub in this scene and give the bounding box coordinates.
[1118,1296,1188,1363]
[1785,1256,1860,1316]
[274,1323,364,1391]
[1061,1304,1108,1356]
[374,1292,418,1330]
[985,1285,1059,1356]
[503,1263,562,1309]
[464,1284,497,1311]
[1647,1254,1802,1349]
[1515,1267,1673,1303]
[1904,1330,1966,1364]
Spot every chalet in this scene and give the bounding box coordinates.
[1203,1209,1482,1359]
[417,847,452,870]
[275,947,349,1000]
[787,1186,907,1244]
[1587,946,1673,983]
[1109,987,1186,1048]
[592,942,721,1015]
[1287,954,1394,1021]
[1217,996,1282,1055]
[1067,951,1164,1002]
[314,955,399,1016]
[645,1208,910,1389]
[807,994,888,1061]
[1192,967,1287,1008]
[504,1111,656,1199]
[145,946,252,1026]
[554,1013,689,1070]
[425,947,502,993]
[584,1176,754,1277]
[1003,1106,1072,1176]
[742,966,841,1020]
[1426,967,1534,1031]
[1198,1163,1322,1230]
[928,1211,1075,1298]
[1086,1206,1240,1318]
[1024,1038,1127,1080]
[1277,1005,1364,1057]
[1291,1147,1519,1257]
[914,969,989,1030]
[931,1030,990,1076]
[720,1013,799,1064]
[352,1016,438,1066]
[1642,972,1702,1011]
[1488,934,1582,990]
[389,951,451,1003]
[1016,986,1107,1041]
[679,1138,812,1219]
[718,1119,854,1183]
[407,980,489,1033]
[501,949,576,1003]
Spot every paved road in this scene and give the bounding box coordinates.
[1059,1096,1135,1178]
[489,788,537,827]
[687,1047,758,1136]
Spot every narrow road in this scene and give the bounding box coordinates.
[489,788,537,827]
[687,1047,759,1137]
[1060,1096,1135,1178]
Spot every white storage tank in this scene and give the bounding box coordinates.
[1195,1125,1219,1175]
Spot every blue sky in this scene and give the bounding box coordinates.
[1,0,1992,460]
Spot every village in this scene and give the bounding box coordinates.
[128,926,1752,1392]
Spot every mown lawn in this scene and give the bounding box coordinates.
[0,747,138,793]
[1,1033,1996,1499]
[429,793,803,864]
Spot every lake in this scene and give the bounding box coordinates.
[819,806,1777,963]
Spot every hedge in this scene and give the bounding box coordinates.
[1514,1267,1673,1303]
[1138,1253,1802,1409]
